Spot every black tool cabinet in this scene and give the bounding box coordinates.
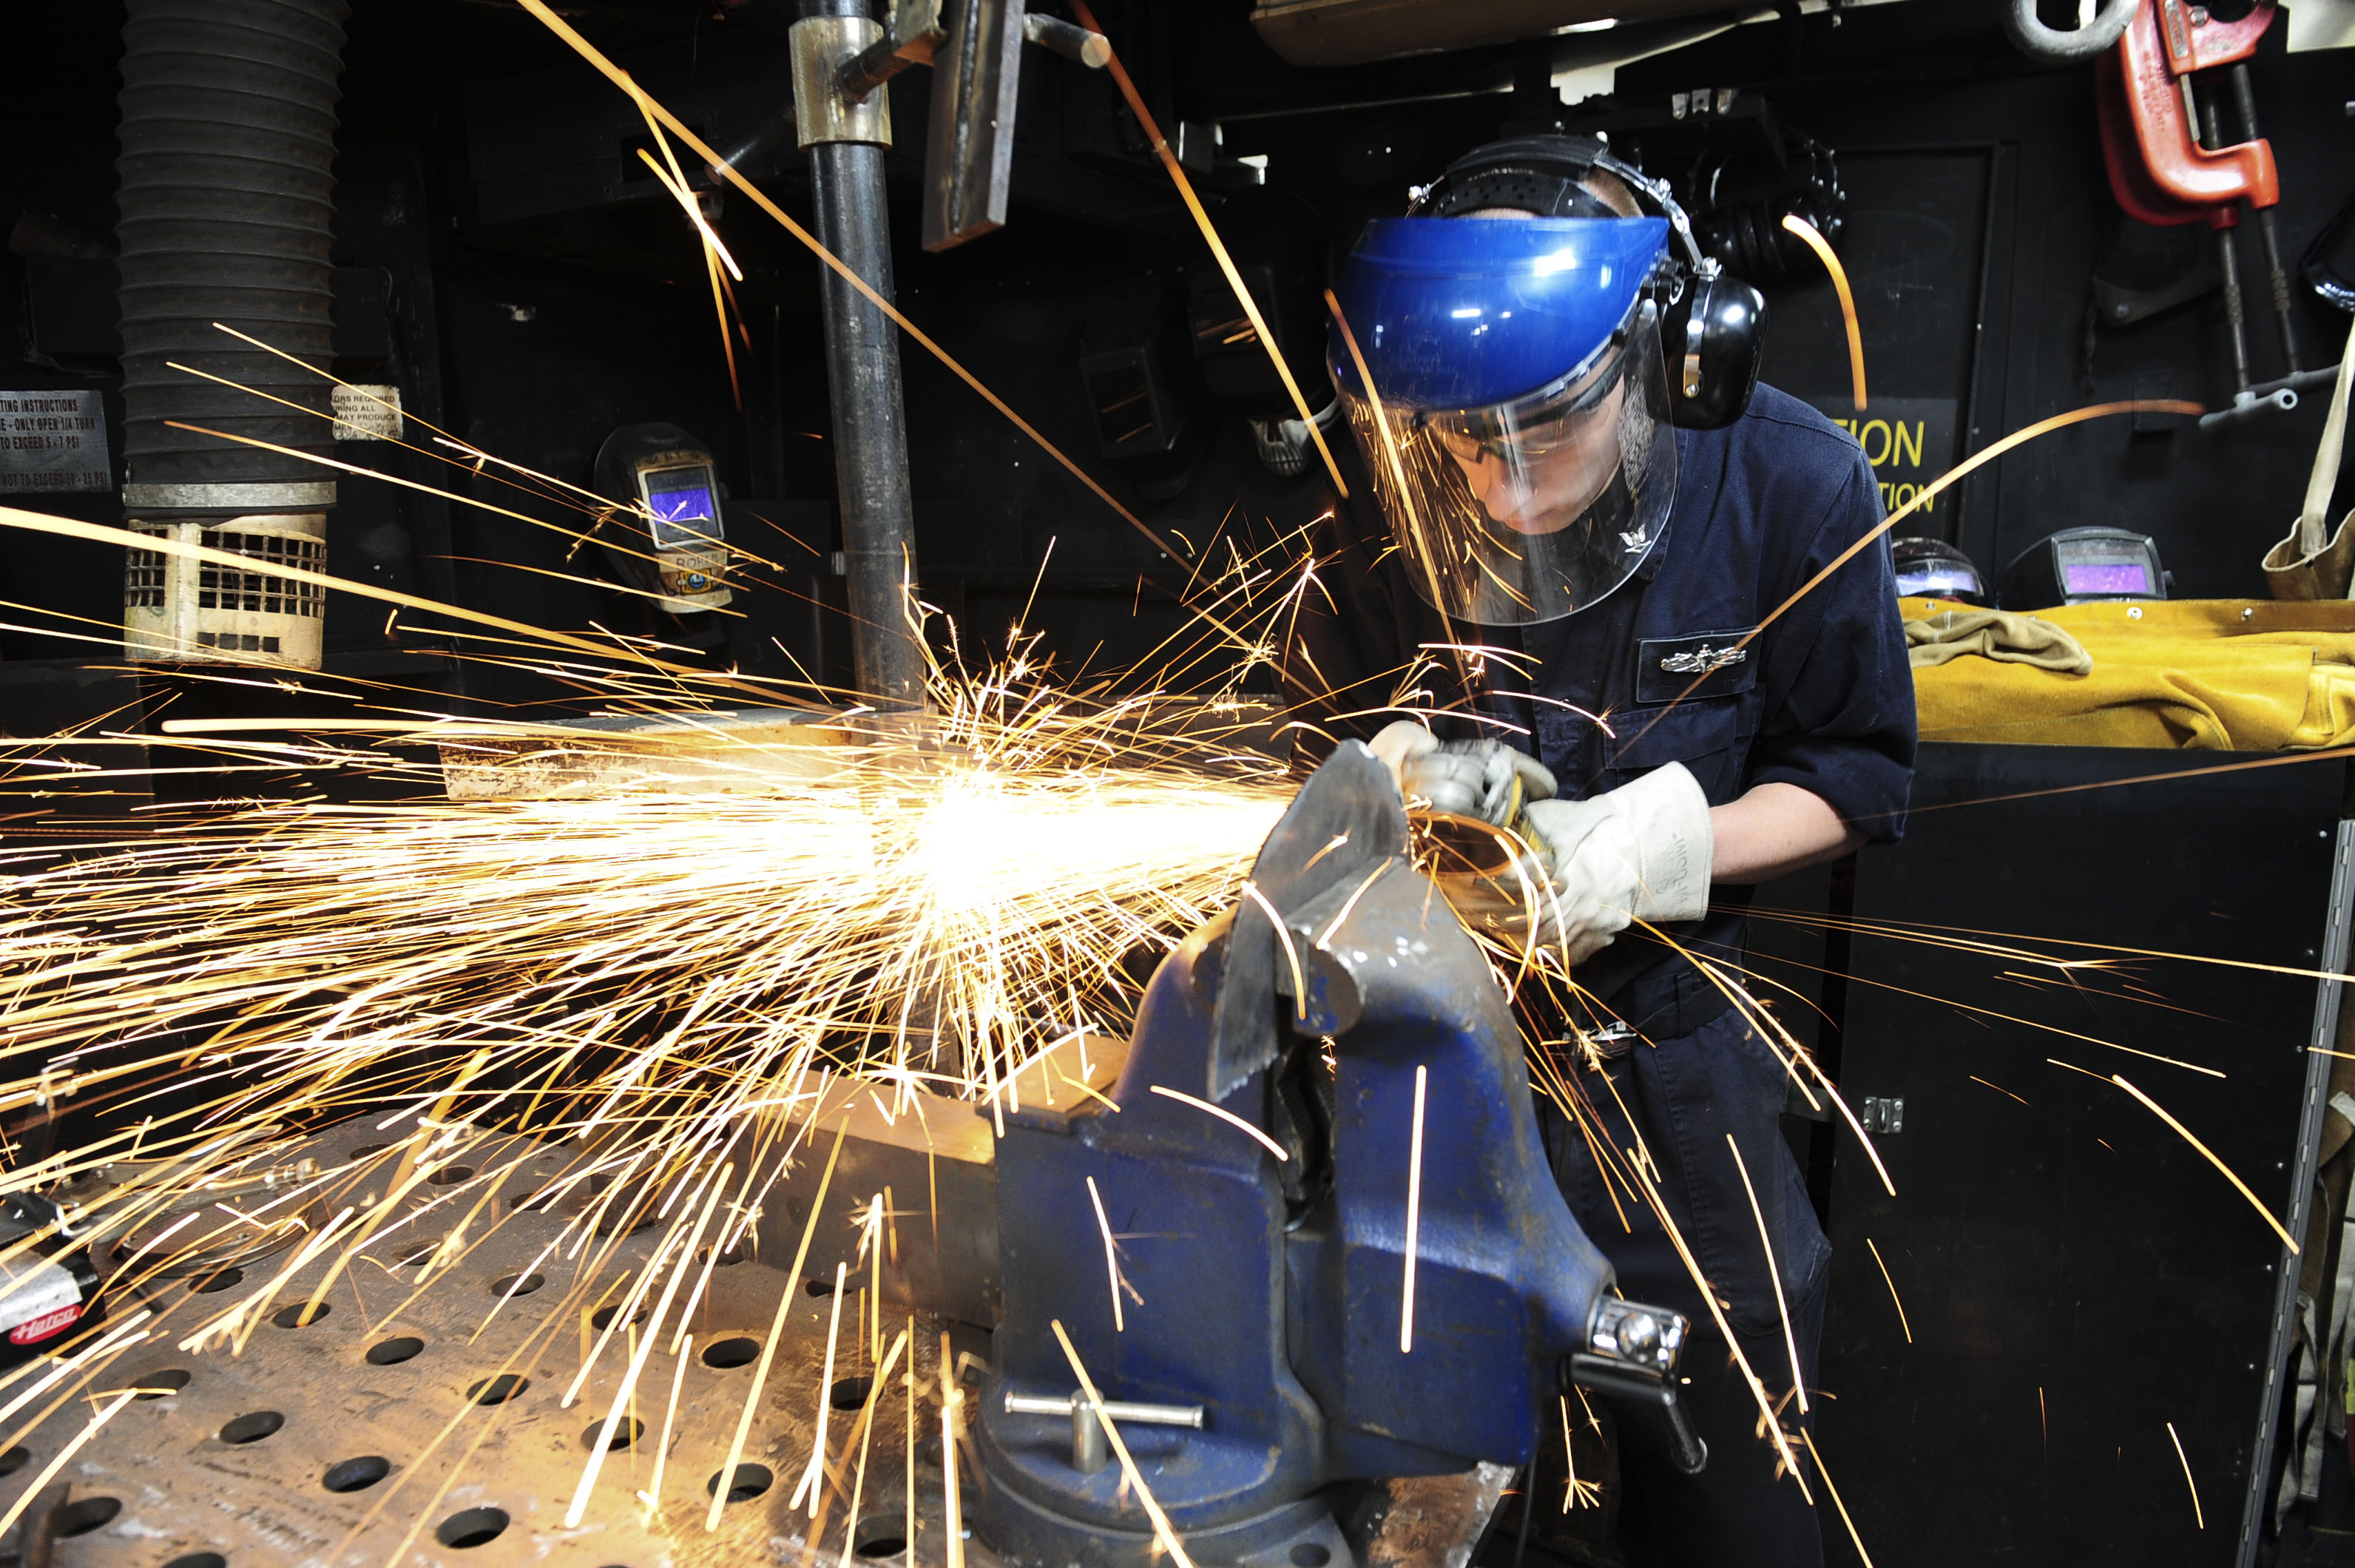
[1750,742,2353,1567]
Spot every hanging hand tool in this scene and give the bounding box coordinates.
[2092,0,2339,430]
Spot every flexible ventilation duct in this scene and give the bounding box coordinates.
[115,0,350,669]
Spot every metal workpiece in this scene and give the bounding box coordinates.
[432,704,851,801]
[1212,740,1406,1097]
[791,15,893,147]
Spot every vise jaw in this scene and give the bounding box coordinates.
[976,742,1698,1568]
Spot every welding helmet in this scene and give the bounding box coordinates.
[1328,135,1764,626]
[590,422,733,615]
[1891,536,1989,606]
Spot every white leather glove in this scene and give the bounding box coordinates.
[1520,763,1714,964]
[1367,720,1557,826]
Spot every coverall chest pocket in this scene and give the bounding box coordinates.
[1592,695,1757,804]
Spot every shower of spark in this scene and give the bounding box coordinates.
[0,641,1293,1187]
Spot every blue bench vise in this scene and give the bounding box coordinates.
[976,741,1703,1568]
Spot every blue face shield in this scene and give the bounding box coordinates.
[1328,217,1679,626]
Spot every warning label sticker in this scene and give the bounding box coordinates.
[0,390,110,493]
[332,383,403,442]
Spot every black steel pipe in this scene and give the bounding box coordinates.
[801,0,925,709]
[115,0,349,515]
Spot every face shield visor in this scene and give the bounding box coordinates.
[1330,217,1678,626]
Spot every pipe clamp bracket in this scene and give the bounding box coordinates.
[791,16,893,148]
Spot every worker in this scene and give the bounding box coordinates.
[1284,134,1916,1567]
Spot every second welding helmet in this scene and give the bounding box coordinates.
[1328,136,1748,626]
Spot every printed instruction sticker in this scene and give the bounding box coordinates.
[0,390,110,493]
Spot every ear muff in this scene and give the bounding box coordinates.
[1660,263,1766,430]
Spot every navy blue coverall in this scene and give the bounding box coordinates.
[1283,385,1917,1568]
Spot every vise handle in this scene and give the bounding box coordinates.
[1003,1390,1205,1475]
[1566,1354,1708,1477]
[1564,1297,1709,1476]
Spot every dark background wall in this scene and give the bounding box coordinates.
[2,0,2351,758]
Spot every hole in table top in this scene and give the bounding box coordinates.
[597,1210,660,1238]
[427,1165,474,1186]
[434,1507,508,1550]
[701,1337,760,1370]
[133,1368,192,1399]
[1290,1547,1332,1568]
[365,1336,423,1366]
[271,1302,329,1329]
[0,1447,27,1479]
[346,1143,391,1162]
[853,1519,907,1560]
[193,1268,243,1294]
[53,1498,120,1538]
[829,1376,874,1410]
[805,1277,834,1297]
[218,1411,284,1445]
[589,1304,644,1332]
[467,1374,528,1406]
[582,1416,644,1452]
[490,1273,544,1299]
[707,1464,772,1504]
[322,1455,391,1493]
[161,1553,226,1568]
